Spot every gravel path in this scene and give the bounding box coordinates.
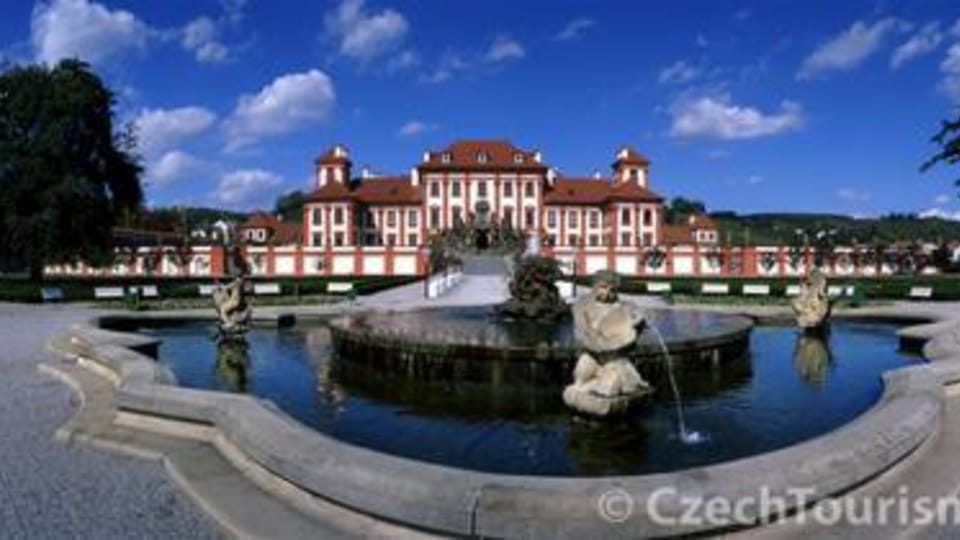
[0,303,219,539]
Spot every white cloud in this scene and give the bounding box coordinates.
[181,16,230,63]
[658,60,699,84]
[215,169,282,208]
[420,51,470,83]
[324,0,409,62]
[133,106,217,157]
[890,22,943,69]
[835,187,872,203]
[935,194,953,205]
[554,18,595,41]
[484,35,525,63]
[148,150,209,186]
[386,49,419,71]
[397,120,436,137]
[939,43,960,103]
[225,69,336,151]
[798,17,910,79]
[920,207,960,221]
[669,95,803,140]
[747,174,765,185]
[31,0,151,65]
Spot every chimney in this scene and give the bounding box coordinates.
[361,166,372,179]
[422,151,431,163]
[410,167,420,186]
[592,170,602,180]
[533,150,542,163]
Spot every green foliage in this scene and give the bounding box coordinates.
[274,190,305,223]
[666,196,706,224]
[709,212,960,246]
[0,60,142,277]
[923,115,960,185]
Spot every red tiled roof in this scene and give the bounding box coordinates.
[613,146,650,166]
[238,211,281,230]
[315,145,351,165]
[687,213,717,230]
[237,212,301,245]
[420,139,547,170]
[608,181,663,202]
[352,177,423,205]
[543,177,663,205]
[304,181,352,202]
[661,224,693,245]
[304,177,422,205]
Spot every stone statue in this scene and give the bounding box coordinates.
[496,255,569,321]
[563,271,653,416]
[791,270,832,331]
[212,277,251,343]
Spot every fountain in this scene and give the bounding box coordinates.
[563,271,652,416]
[212,277,251,343]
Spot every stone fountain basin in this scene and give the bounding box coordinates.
[327,306,754,384]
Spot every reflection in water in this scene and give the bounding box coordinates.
[215,340,250,392]
[793,333,833,386]
[155,322,919,476]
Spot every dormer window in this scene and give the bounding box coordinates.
[476,151,489,164]
[441,152,452,164]
[513,153,524,164]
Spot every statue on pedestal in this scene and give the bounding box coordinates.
[212,277,251,343]
[791,270,832,332]
[563,271,652,416]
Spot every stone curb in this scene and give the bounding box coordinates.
[48,305,958,539]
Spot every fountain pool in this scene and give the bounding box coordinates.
[140,316,921,476]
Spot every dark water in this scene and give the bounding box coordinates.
[146,321,921,476]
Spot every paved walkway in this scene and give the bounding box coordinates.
[0,303,219,539]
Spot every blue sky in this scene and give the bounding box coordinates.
[3,0,960,218]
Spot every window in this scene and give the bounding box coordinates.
[621,232,631,246]
[312,233,323,247]
[408,210,418,227]
[476,152,489,163]
[630,168,639,182]
[451,182,461,197]
[387,210,396,227]
[452,206,462,224]
[642,233,653,246]
[568,234,579,247]
[363,209,375,227]
[333,207,344,225]
[546,234,556,246]
[621,208,631,226]
[503,182,513,197]
[334,232,344,246]
[429,207,440,228]
[430,182,440,197]
[513,153,524,164]
[312,209,323,226]
[441,152,451,164]
[589,211,600,228]
[643,209,653,226]
[478,181,488,197]
[589,234,599,247]
[503,207,513,226]
[569,210,578,228]
[547,210,557,228]
[387,234,396,246]
[407,234,418,246]
[525,207,535,228]
[365,233,378,246]
[524,182,534,198]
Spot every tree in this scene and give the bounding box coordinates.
[666,196,706,223]
[0,60,142,279]
[923,114,960,185]
[274,190,305,223]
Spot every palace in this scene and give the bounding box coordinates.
[302,139,715,253]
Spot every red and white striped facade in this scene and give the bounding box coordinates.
[302,140,673,253]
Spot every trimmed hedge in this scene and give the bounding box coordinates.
[0,275,419,304]
[573,275,960,301]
